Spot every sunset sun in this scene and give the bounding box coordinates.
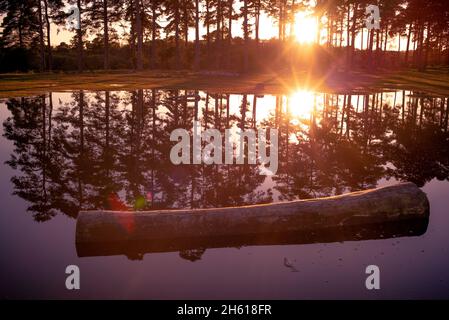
[294,12,318,44]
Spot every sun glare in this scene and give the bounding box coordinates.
[289,90,316,119]
[294,12,318,44]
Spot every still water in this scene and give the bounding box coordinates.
[0,89,448,299]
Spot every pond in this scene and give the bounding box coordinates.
[0,89,448,299]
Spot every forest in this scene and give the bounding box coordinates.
[1,0,449,73]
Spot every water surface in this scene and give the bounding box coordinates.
[1,89,448,299]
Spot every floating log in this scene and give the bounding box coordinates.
[76,183,429,255]
[76,182,429,258]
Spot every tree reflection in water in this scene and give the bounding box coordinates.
[3,90,449,223]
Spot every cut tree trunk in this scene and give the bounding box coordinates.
[76,182,429,246]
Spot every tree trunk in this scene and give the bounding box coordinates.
[279,1,284,41]
[346,4,350,47]
[227,0,233,69]
[445,97,449,131]
[382,25,388,65]
[78,90,85,207]
[194,0,200,70]
[339,14,343,47]
[43,0,52,71]
[243,0,249,72]
[206,0,210,65]
[77,0,84,72]
[216,0,222,69]
[417,23,425,70]
[255,0,260,46]
[360,27,364,51]
[37,0,46,72]
[175,1,180,69]
[375,28,381,67]
[405,23,412,65]
[18,22,23,48]
[350,4,357,65]
[424,23,431,70]
[184,6,188,47]
[103,0,110,70]
[252,95,257,128]
[367,29,374,69]
[150,2,157,69]
[135,0,143,70]
[447,35,449,69]
[129,0,136,69]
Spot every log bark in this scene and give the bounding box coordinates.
[76,182,429,252]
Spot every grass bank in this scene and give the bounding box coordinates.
[0,67,448,98]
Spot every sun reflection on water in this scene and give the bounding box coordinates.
[289,90,316,119]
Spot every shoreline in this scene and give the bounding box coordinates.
[1,67,448,98]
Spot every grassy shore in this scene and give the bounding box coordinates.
[0,67,448,98]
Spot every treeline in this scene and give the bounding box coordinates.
[1,0,449,73]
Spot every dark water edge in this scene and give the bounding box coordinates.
[1,89,449,299]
